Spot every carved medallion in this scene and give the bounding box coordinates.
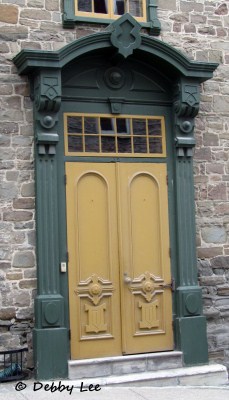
[104,67,126,90]
[128,271,164,302]
[76,274,114,306]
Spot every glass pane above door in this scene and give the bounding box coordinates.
[64,113,166,157]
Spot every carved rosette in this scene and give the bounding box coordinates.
[76,274,114,306]
[128,271,167,302]
[173,78,200,158]
[34,69,61,155]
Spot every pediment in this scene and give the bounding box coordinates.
[62,53,170,103]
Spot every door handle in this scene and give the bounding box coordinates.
[123,272,132,284]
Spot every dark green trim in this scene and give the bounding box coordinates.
[33,328,68,379]
[62,1,161,35]
[13,20,218,81]
[175,317,208,365]
[32,68,68,379]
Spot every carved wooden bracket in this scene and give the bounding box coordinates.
[173,78,200,158]
[33,69,61,155]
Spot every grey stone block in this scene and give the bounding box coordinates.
[13,251,35,268]
[112,359,146,375]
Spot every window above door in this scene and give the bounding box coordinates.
[76,0,146,22]
[64,113,166,157]
[63,0,161,35]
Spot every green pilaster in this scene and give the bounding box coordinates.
[173,78,208,365]
[33,69,68,379]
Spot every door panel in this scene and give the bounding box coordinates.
[66,162,173,359]
[117,163,173,353]
[66,163,122,359]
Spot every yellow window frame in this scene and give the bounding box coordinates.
[64,113,166,158]
[74,0,147,23]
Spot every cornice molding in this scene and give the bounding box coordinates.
[13,15,218,83]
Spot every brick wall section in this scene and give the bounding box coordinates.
[0,1,228,369]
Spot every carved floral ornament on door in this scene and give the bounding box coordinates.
[13,13,218,380]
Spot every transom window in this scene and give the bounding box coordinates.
[64,113,166,157]
[75,0,146,21]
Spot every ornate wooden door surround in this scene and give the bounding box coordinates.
[66,162,173,359]
[13,13,218,378]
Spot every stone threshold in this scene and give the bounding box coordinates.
[66,364,228,387]
[68,351,183,380]
[68,352,228,387]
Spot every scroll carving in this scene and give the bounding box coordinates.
[174,79,200,158]
[34,70,61,155]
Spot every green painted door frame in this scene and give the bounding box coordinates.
[13,14,218,380]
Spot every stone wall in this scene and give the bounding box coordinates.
[157,0,229,367]
[0,0,228,370]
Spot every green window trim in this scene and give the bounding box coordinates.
[63,0,161,35]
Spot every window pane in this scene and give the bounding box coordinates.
[129,0,143,17]
[117,118,130,135]
[133,137,147,153]
[114,0,125,15]
[149,137,163,153]
[118,137,132,153]
[148,119,162,136]
[85,136,99,152]
[68,136,83,152]
[84,117,99,134]
[101,136,116,152]
[100,118,115,134]
[94,0,107,13]
[133,119,146,135]
[67,116,82,133]
[78,0,92,12]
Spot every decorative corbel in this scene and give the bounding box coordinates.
[33,69,61,155]
[173,78,200,158]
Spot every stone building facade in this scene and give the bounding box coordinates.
[0,0,228,373]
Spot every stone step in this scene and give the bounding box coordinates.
[68,351,183,380]
[67,364,228,387]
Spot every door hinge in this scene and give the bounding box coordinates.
[171,277,175,292]
[69,330,71,340]
[64,174,67,185]
[169,247,171,258]
[158,277,175,292]
[66,251,69,263]
[166,175,168,185]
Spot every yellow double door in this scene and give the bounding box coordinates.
[66,162,173,359]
